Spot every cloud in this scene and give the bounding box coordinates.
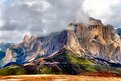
[0,0,121,42]
[0,0,88,42]
[82,0,121,27]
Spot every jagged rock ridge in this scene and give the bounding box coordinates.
[0,31,67,67]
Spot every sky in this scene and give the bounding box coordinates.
[0,0,121,43]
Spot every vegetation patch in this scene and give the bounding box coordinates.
[0,66,25,76]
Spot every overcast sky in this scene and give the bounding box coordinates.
[0,0,121,43]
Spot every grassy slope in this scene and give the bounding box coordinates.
[0,65,25,76]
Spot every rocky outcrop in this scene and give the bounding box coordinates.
[1,31,67,66]
[67,17,121,63]
[12,35,44,63]
[3,49,16,65]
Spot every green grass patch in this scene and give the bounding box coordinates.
[0,66,25,76]
[66,52,94,65]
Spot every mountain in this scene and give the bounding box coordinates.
[1,17,121,65]
[116,28,121,36]
[0,17,121,75]
[0,43,13,52]
[67,18,121,63]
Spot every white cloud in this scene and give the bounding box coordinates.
[82,0,120,26]
[0,0,121,43]
[0,0,4,27]
[0,0,86,42]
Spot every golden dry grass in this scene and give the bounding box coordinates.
[0,75,121,81]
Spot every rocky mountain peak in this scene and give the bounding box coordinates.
[23,34,30,43]
[67,18,121,62]
[23,35,37,48]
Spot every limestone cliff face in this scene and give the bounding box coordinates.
[67,17,121,63]
[66,24,85,55]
